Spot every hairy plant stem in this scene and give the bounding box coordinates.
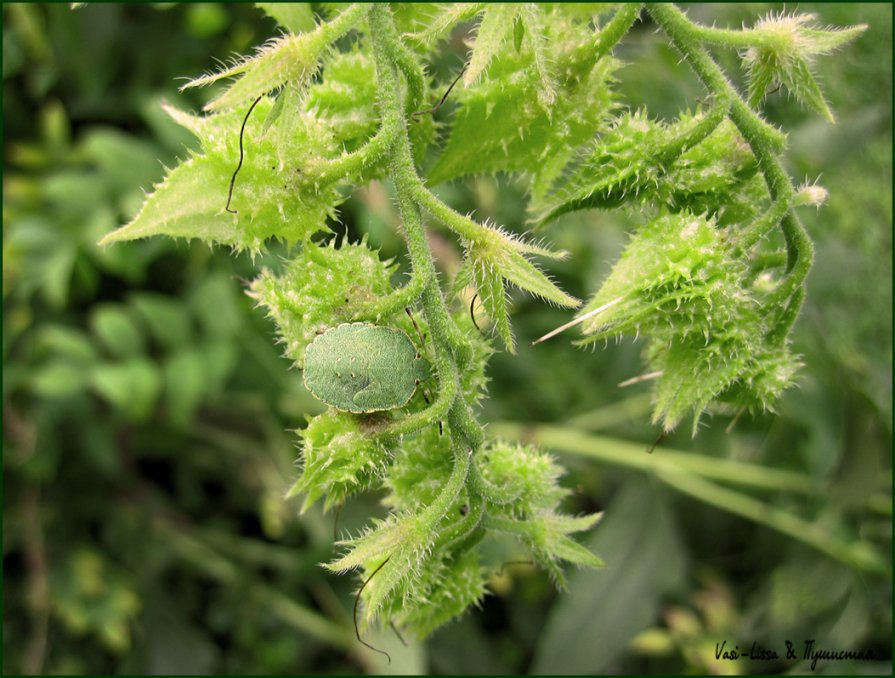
[369,6,485,509]
[647,3,813,341]
[593,4,643,60]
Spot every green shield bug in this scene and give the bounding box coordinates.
[303,323,430,413]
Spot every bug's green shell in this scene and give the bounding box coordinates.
[302,323,430,413]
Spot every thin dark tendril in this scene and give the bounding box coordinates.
[646,431,666,454]
[469,294,481,333]
[354,557,392,664]
[225,94,264,214]
[411,63,467,121]
[389,621,408,647]
[497,560,534,577]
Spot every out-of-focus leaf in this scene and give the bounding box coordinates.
[80,127,164,195]
[34,324,98,363]
[533,479,686,674]
[185,3,230,39]
[163,349,207,427]
[29,361,89,398]
[190,274,242,338]
[89,359,162,420]
[90,304,145,358]
[130,292,193,349]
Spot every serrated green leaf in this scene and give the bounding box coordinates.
[250,239,398,366]
[489,510,604,588]
[183,4,367,112]
[328,450,471,621]
[781,55,835,123]
[495,246,579,308]
[388,549,486,641]
[520,4,557,107]
[743,13,867,123]
[404,3,486,46]
[473,261,514,353]
[429,9,618,192]
[303,49,379,151]
[464,4,519,87]
[745,50,778,109]
[99,100,342,252]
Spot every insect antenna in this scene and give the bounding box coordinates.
[404,307,426,348]
[411,61,467,121]
[225,94,264,214]
[354,557,392,664]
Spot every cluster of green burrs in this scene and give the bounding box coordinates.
[98,1,864,649]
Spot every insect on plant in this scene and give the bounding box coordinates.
[94,1,871,656]
[302,318,431,414]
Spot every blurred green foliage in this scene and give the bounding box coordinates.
[3,3,891,675]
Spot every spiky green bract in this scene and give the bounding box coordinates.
[98,99,343,252]
[305,49,380,152]
[403,3,486,46]
[742,12,866,122]
[644,333,802,437]
[539,110,766,225]
[658,118,765,225]
[453,315,494,410]
[181,4,370,112]
[480,442,604,588]
[428,8,618,197]
[326,449,472,622]
[304,47,435,172]
[450,222,579,353]
[360,424,487,640]
[286,409,394,513]
[381,548,486,640]
[576,212,799,434]
[342,435,603,632]
[249,239,397,367]
[478,442,566,519]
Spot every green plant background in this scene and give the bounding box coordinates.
[3,3,891,674]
